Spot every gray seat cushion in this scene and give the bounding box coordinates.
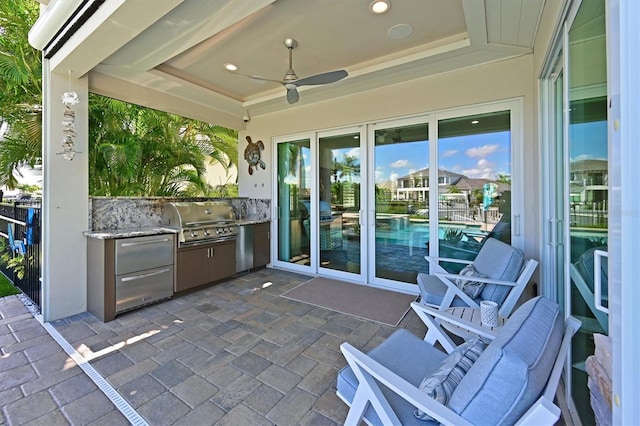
[337,329,447,426]
[447,296,563,425]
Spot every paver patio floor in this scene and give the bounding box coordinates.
[2,268,427,425]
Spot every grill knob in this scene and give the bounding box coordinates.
[190,231,198,238]
[203,229,210,236]
[216,228,222,234]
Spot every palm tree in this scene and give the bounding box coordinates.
[0,0,238,197]
[0,0,42,189]
[89,95,237,196]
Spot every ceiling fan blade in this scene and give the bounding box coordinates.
[286,87,299,104]
[293,70,348,86]
[233,71,284,85]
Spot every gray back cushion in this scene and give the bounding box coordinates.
[447,296,563,425]
[473,238,524,304]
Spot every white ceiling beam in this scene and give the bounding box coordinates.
[462,0,489,46]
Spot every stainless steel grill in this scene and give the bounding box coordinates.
[161,201,238,247]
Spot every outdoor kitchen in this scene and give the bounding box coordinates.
[84,197,270,321]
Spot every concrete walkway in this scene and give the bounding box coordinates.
[1,268,427,425]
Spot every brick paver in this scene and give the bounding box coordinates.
[1,269,428,425]
[0,295,128,425]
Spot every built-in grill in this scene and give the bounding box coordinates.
[162,201,238,247]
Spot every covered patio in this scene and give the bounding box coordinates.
[17,0,640,424]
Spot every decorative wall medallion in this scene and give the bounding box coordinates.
[244,136,266,175]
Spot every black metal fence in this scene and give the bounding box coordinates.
[0,201,42,310]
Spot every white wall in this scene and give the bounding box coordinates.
[42,67,89,321]
[238,54,539,258]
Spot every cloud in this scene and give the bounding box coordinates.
[571,154,597,162]
[466,144,500,158]
[346,147,360,157]
[390,159,409,168]
[441,149,458,158]
[462,158,496,179]
[389,172,399,182]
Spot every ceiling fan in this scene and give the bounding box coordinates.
[232,38,348,104]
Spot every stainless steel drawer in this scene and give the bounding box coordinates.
[115,266,174,314]
[114,234,174,275]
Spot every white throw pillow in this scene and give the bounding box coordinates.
[455,264,486,299]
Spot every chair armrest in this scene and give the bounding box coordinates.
[425,255,473,266]
[424,256,473,275]
[434,272,519,287]
[514,396,561,426]
[411,302,499,341]
[340,342,472,426]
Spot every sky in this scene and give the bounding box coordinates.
[374,130,512,184]
[569,121,608,161]
[287,118,607,188]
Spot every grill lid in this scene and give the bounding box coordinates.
[162,201,236,228]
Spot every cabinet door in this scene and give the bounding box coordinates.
[210,240,236,281]
[176,246,210,291]
[253,222,271,268]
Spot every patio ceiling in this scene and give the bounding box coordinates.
[32,0,545,130]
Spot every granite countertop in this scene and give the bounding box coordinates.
[84,226,180,239]
[84,220,269,239]
[236,218,270,225]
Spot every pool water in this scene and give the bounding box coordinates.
[375,222,478,247]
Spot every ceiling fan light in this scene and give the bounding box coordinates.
[224,63,238,72]
[369,0,390,14]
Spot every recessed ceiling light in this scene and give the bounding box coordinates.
[471,120,480,124]
[224,63,238,72]
[369,0,391,14]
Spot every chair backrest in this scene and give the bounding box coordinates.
[471,237,524,305]
[570,246,609,332]
[574,246,608,294]
[448,296,572,425]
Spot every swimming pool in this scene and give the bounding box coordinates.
[375,222,481,247]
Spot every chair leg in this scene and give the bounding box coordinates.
[344,388,369,426]
[414,309,457,354]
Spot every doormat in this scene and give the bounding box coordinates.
[281,277,417,327]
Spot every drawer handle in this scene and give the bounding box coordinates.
[121,268,171,282]
[120,238,171,247]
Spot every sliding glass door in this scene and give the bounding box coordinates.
[317,129,364,280]
[274,102,522,292]
[542,1,609,423]
[371,120,430,287]
[436,110,513,270]
[276,138,312,271]
[567,2,609,423]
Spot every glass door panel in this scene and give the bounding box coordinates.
[373,122,429,284]
[436,111,512,271]
[317,131,362,276]
[567,2,608,423]
[277,139,312,268]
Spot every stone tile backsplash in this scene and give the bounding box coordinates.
[89,197,271,231]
